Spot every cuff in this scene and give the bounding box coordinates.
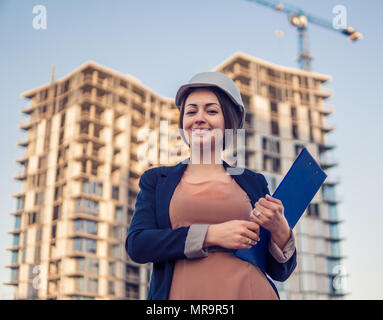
[184,224,210,259]
[268,229,296,263]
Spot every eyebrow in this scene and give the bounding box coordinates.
[185,103,219,108]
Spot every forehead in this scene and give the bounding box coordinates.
[184,88,220,105]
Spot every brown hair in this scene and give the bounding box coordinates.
[178,86,242,150]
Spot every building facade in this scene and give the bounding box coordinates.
[7,52,346,299]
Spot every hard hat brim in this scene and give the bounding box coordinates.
[175,83,244,115]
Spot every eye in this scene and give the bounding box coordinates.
[185,111,195,115]
[208,110,218,114]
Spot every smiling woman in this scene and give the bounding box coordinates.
[126,71,297,300]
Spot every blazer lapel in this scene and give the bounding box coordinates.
[156,158,189,228]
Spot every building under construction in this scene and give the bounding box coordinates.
[7,51,345,299]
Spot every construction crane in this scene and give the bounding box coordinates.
[246,0,363,71]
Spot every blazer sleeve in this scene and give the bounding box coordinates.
[126,169,191,264]
[258,174,298,282]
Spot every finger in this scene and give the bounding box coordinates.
[240,232,259,246]
[249,209,267,227]
[242,220,260,234]
[259,198,279,212]
[244,229,260,243]
[266,194,283,205]
[255,202,274,219]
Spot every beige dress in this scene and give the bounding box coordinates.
[168,175,278,300]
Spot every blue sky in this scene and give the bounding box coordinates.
[0,0,382,299]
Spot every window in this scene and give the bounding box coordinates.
[92,181,103,196]
[82,180,103,196]
[35,192,44,206]
[22,248,26,263]
[126,265,139,281]
[330,242,341,257]
[307,203,319,217]
[15,216,21,229]
[263,154,281,173]
[125,283,139,300]
[292,124,299,139]
[60,112,66,128]
[328,205,338,221]
[262,136,280,153]
[51,225,57,239]
[77,257,99,274]
[108,281,115,295]
[28,211,38,225]
[291,106,297,120]
[323,185,336,202]
[11,251,18,264]
[88,278,98,293]
[53,205,61,220]
[77,277,84,292]
[270,101,278,113]
[115,206,123,222]
[16,197,24,211]
[110,244,121,259]
[109,262,116,276]
[112,186,119,200]
[74,219,98,235]
[11,268,19,282]
[76,198,99,216]
[329,225,339,239]
[74,238,97,254]
[110,225,122,239]
[13,234,20,247]
[27,282,38,299]
[271,120,279,136]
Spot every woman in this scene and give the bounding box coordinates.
[126,72,297,300]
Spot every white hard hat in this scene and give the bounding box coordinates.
[175,71,246,128]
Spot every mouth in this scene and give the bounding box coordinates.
[192,129,211,135]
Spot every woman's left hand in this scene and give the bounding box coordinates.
[249,194,291,249]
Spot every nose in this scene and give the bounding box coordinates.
[193,109,207,125]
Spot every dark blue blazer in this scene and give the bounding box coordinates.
[126,158,297,300]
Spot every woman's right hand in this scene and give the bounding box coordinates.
[203,220,260,250]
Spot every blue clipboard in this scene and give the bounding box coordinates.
[234,147,327,272]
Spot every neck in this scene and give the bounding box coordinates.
[186,147,226,174]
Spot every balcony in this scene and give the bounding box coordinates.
[322,191,342,204]
[79,113,106,128]
[19,118,38,131]
[21,103,35,115]
[233,63,251,78]
[76,133,105,148]
[74,151,105,164]
[319,154,339,170]
[312,103,335,116]
[13,169,27,181]
[320,122,336,133]
[323,175,341,186]
[318,141,336,153]
[235,81,252,96]
[313,86,333,98]
[15,155,28,165]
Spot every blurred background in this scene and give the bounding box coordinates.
[0,0,382,299]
